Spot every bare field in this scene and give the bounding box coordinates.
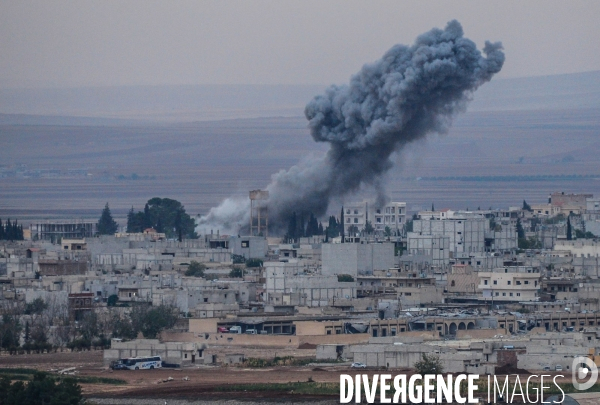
[1,109,600,224]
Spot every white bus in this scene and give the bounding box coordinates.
[123,356,162,370]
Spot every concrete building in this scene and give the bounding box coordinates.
[104,338,203,366]
[343,201,406,235]
[478,267,541,302]
[229,236,268,259]
[265,261,356,307]
[413,215,487,256]
[30,220,97,241]
[446,265,480,301]
[555,240,600,258]
[550,192,593,215]
[587,197,600,213]
[406,233,450,267]
[321,242,395,277]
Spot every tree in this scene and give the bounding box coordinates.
[516,219,525,239]
[229,267,243,278]
[384,226,392,237]
[107,294,119,307]
[337,274,354,282]
[97,203,118,235]
[285,212,298,243]
[232,254,245,264]
[129,304,179,339]
[184,261,206,277]
[414,353,444,375]
[522,200,532,212]
[363,220,374,234]
[575,229,596,239]
[246,258,263,268]
[567,216,573,240]
[24,298,48,315]
[0,372,83,405]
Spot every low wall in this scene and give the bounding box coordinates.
[161,331,369,348]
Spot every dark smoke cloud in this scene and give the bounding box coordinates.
[197,20,504,234]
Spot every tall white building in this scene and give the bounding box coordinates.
[413,211,488,256]
[343,201,406,235]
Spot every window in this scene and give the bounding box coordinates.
[484,280,488,285]
[493,280,497,285]
[354,218,358,223]
[354,210,358,214]
[451,280,456,287]
[517,293,520,296]
[524,281,529,285]
[507,281,511,285]
[495,292,499,296]
[502,293,506,296]
[510,293,513,297]
[241,240,249,248]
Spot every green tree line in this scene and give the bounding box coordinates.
[0,219,24,241]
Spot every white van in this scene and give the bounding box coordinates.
[245,329,257,335]
[229,326,242,334]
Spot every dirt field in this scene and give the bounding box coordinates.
[0,351,574,402]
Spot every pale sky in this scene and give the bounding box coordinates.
[1,0,599,88]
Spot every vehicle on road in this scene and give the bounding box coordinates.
[217,327,229,333]
[110,360,128,370]
[351,362,367,368]
[122,356,162,370]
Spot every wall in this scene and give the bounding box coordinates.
[321,243,395,276]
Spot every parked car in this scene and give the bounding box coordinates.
[110,360,128,370]
[245,329,257,334]
[351,362,366,368]
[229,326,242,334]
[555,365,563,372]
[217,327,229,333]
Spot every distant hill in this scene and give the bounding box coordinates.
[0,71,598,123]
[469,70,600,112]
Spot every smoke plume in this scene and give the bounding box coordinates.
[197,20,504,234]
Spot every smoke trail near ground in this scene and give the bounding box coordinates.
[197,20,504,234]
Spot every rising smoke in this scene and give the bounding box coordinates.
[197,20,504,234]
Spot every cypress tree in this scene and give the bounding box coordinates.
[0,218,3,240]
[143,203,151,229]
[516,218,525,239]
[567,216,572,240]
[126,207,135,232]
[97,203,119,235]
[5,219,12,240]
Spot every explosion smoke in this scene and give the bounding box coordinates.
[198,20,504,234]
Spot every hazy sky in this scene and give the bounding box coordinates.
[1,0,599,88]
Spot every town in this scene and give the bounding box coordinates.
[1,190,599,394]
